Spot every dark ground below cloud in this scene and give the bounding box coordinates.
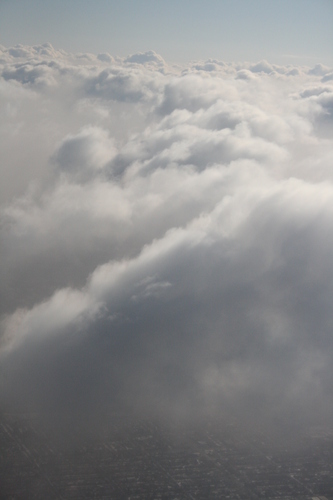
[1,411,333,499]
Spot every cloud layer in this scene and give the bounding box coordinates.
[1,44,333,435]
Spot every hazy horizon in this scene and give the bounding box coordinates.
[1,0,333,66]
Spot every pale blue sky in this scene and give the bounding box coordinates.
[0,0,332,65]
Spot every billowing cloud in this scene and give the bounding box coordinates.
[1,44,333,437]
[124,50,166,67]
[53,126,117,181]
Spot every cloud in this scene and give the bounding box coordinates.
[236,69,256,80]
[249,60,275,74]
[124,50,166,67]
[97,53,114,63]
[3,43,64,61]
[322,72,333,83]
[84,65,165,103]
[308,63,332,76]
[2,61,60,87]
[53,126,117,181]
[1,45,333,437]
[3,173,333,432]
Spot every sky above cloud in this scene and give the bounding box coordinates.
[0,0,333,65]
[1,41,333,438]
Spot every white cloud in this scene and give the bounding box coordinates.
[53,126,117,181]
[1,44,333,434]
[124,50,166,67]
